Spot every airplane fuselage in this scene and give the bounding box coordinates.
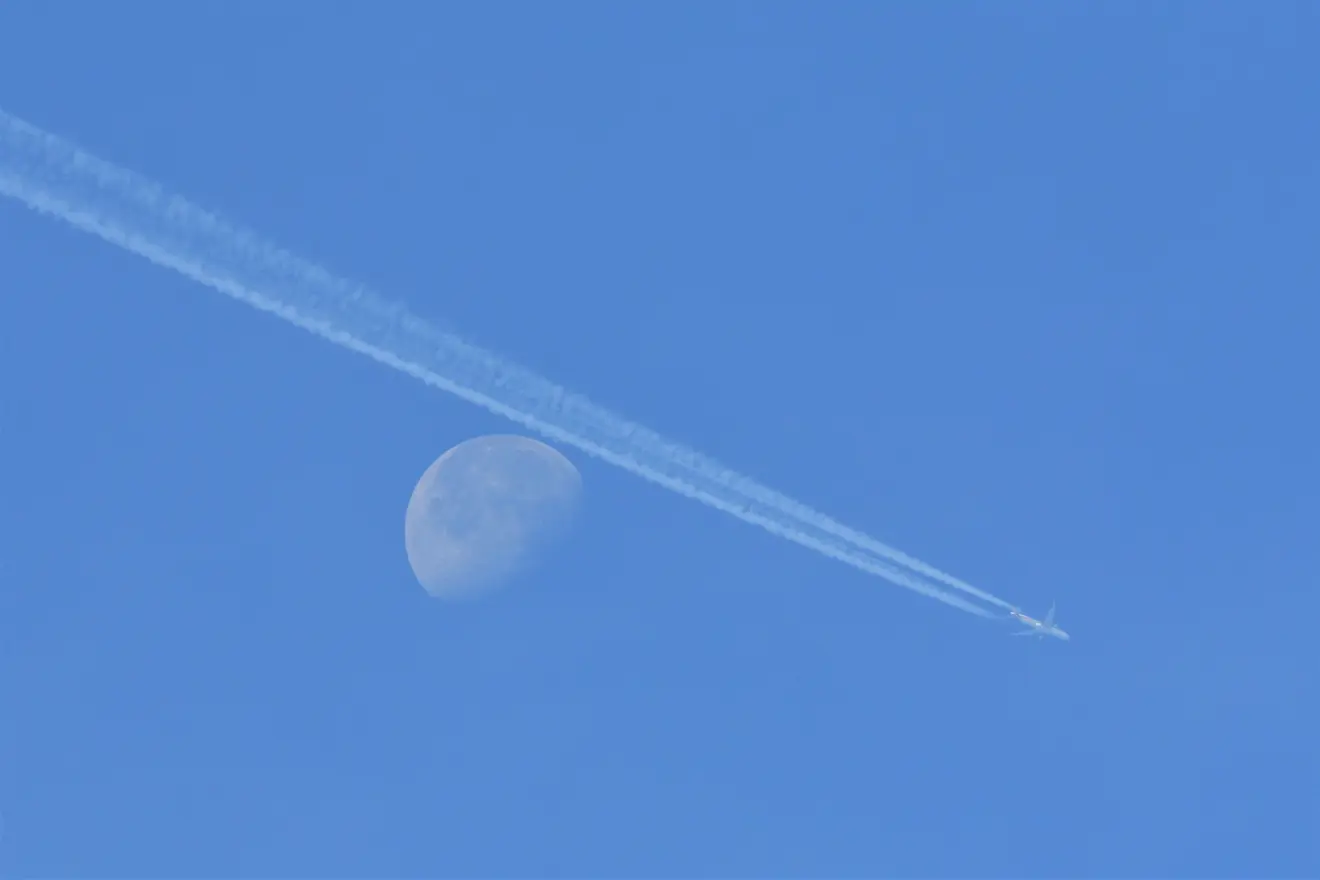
[1009,609,1070,640]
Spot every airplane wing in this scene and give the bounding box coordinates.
[1044,603,1056,626]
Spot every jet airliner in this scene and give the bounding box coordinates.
[1008,603,1070,640]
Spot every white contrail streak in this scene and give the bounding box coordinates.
[0,107,1012,618]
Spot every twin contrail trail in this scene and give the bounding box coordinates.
[0,107,1016,619]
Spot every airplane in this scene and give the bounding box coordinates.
[1008,603,1070,641]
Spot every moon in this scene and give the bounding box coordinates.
[404,434,583,599]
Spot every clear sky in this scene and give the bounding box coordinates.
[2,2,1317,876]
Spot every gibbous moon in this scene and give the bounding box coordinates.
[404,434,583,599]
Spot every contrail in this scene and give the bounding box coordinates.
[0,107,1013,618]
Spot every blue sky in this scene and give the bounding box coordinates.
[3,2,1317,876]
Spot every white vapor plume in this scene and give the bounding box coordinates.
[0,107,1013,618]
